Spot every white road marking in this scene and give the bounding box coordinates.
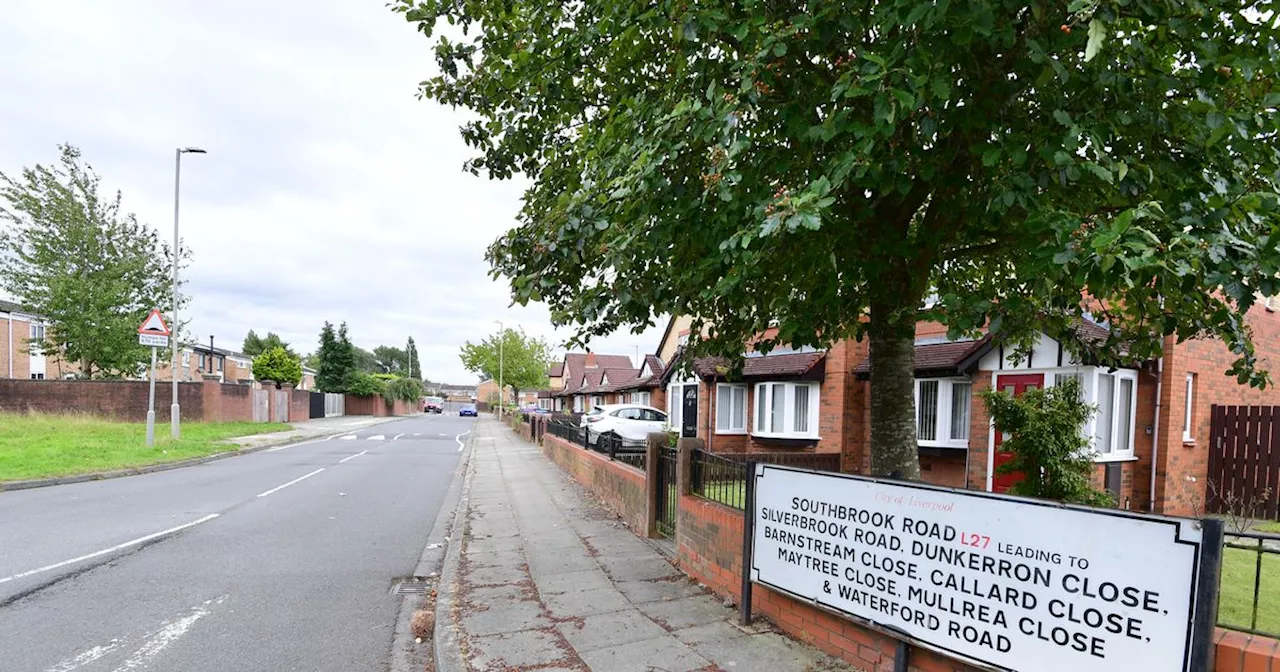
[340,434,358,440]
[438,433,448,437]
[366,434,385,441]
[338,450,367,464]
[256,468,325,498]
[392,433,405,441]
[45,641,124,672]
[0,514,220,586]
[456,431,470,452]
[109,595,227,672]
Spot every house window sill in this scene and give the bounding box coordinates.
[1182,439,1196,447]
[1093,454,1139,464]
[751,433,820,441]
[714,429,747,436]
[918,441,970,450]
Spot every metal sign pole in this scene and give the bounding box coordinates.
[740,460,757,626]
[146,346,158,446]
[1189,517,1225,672]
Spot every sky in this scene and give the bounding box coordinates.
[0,0,665,383]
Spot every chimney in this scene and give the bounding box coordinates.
[585,353,597,368]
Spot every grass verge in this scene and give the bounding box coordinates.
[1219,539,1280,635]
[0,412,289,482]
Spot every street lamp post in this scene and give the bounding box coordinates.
[496,320,504,419]
[171,147,206,438]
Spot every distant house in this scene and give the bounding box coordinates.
[0,299,81,380]
[438,383,477,402]
[548,352,638,412]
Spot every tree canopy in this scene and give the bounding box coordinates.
[407,336,422,380]
[242,330,295,358]
[372,345,409,374]
[0,144,189,379]
[399,0,1280,478]
[252,346,303,386]
[315,321,356,393]
[459,327,552,397]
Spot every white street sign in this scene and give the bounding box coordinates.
[139,333,169,348]
[750,465,1207,672]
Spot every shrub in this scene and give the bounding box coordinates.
[252,346,302,386]
[979,377,1112,507]
[385,377,424,403]
[345,371,386,398]
[373,372,400,382]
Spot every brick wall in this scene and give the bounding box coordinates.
[675,494,980,671]
[289,389,310,421]
[0,378,235,422]
[540,434,648,533]
[343,395,417,417]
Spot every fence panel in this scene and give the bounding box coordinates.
[252,389,269,423]
[1209,405,1280,519]
[324,392,344,417]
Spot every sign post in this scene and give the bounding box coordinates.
[746,464,1218,672]
[138,310,172,447]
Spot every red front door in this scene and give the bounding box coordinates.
[992,373,1044,493]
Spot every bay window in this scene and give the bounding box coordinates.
[715,384,747,434]
[1092,370,1137,457]
[915,378,971,447]
[752,382,819,439]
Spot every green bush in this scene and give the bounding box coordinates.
[372,372,400,382]
[345,371,386,397]
[385,377,424,403]
[252,346,302,386]
[979,377,1112,507]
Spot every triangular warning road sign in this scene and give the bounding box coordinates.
[138,309,171,336]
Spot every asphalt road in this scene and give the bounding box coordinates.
[0,413,471,672]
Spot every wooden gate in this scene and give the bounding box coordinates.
[1208,405,1280,518]
[273,389,289,422]
[252,389,269,423]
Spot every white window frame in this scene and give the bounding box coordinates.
[914,378,972,448]
[573,396,584,412]
[630,391,651,406]
[751,381,820,440]
[1040,366,1138,461]
[29,322,45,341]
[538,398,552,411]
[182,351,191,367]
[1183,374,1196,442]
[715,383,748,434]
[592,395,603,407]
[667,383,682,431]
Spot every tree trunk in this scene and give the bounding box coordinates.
[868,296,921,480]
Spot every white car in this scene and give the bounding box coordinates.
[581,404,668,444]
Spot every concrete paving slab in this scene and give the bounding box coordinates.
[468,629,574,670]
[637,595,734,631]
[536,568,614,595]
[556,610,669,653]
[543,586,633,618]
[460,601,550,637]
[577,635,711,672]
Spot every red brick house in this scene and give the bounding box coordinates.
[653,299,1280,516]
[549,352,635,412]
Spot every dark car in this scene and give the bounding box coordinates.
[459,404,478,417]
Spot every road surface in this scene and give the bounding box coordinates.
[0,413,471,672]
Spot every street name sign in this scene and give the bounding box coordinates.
[749,464,1209,672]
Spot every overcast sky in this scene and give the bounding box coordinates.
[0,0,664,383]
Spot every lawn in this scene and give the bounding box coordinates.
[1219,535,1280,635]
[0,413,289,482]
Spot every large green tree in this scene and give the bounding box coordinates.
[315,321,356,393]
[242,330,296,358]
[372,344,409,374]
[459,328,552,401]
[0,144,189,379]
[399,0,1280,478]
[252,346,303,387]
[407,336,422,380]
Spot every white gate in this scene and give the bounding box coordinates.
[324,393,344,417]
[252,389,269,422]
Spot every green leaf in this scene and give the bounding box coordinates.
[1084,19,1106,63]
[892,89,915,110]
[773,42,787,56]
[1053,109,1072,127]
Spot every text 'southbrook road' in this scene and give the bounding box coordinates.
[0,413,471,672]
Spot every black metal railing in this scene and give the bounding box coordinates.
[544,417,649,472]
[690,450,842,511]
[1219,529,1280,637]
[657,448,678,536]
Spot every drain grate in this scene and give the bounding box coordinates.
[390,576,433,595]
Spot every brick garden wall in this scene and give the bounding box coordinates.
[343,395,419,417]
[540,434,648,533]
[0,378,212,422]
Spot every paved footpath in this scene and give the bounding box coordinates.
[438,417,850,672]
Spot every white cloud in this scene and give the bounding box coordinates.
[0,0,663,382]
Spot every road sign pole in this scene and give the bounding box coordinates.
[146,346,158,447]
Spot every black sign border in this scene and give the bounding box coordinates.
[748,464,1204,672]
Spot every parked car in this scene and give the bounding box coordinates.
[459,404,478,417]
[580,404,668,444]
[424,396,444,414]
